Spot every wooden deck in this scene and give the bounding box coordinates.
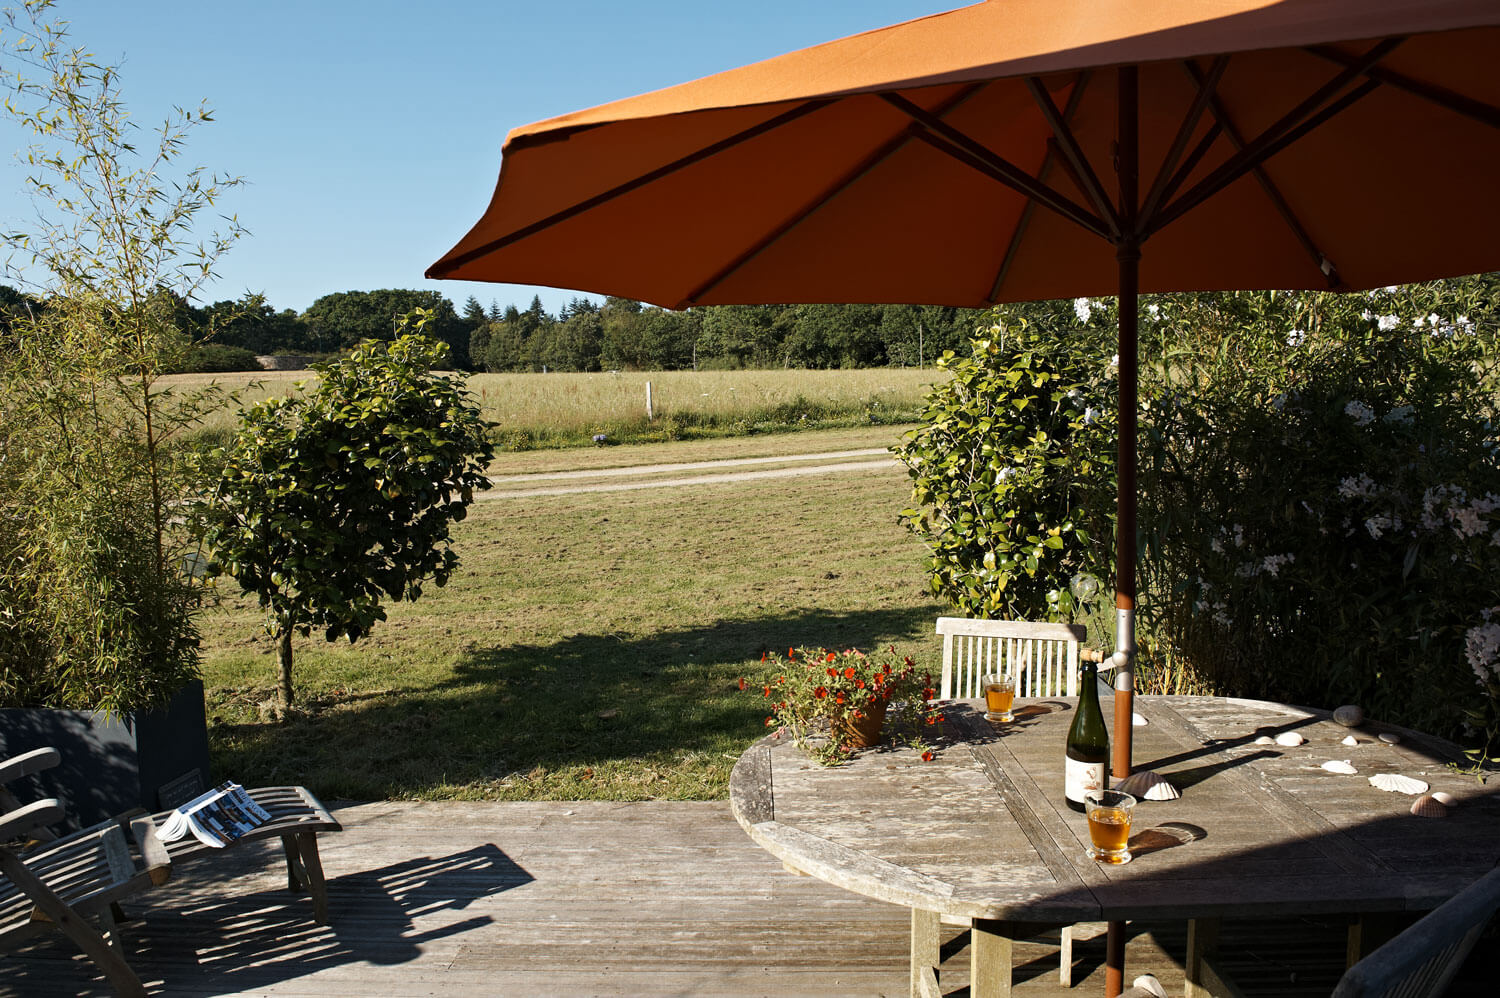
[0,801,1488,996]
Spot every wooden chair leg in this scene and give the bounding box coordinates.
[911,908,941,998]
[1060,924,1075,986]
[292,831,330,925]
[280,832,308,894]
[971,918,1014,997]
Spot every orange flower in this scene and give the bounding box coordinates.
[855,679,865,689]
[843,666,856,679]
[814,686,828,699]
[921,750,935,762]
[763,686,772,698]
[738,677,746,691]
[765,717,775,726]
[827,667,837,677]
[836,693,845,704]
[927,715,937,725]
[788,647,796,659]
[825,651,837,662]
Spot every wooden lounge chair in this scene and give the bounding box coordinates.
[0,778,171,997]
[1330,866,1500,998]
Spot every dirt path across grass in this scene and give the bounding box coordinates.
[482,447,898,499]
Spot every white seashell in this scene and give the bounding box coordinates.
[1132,713,1148,726]
[1254,735,1275,745]
[1431,791,1457,807]
[1321,760,1358,774]
[1115,770,1181,801]
[1378,732,1401,745]
[1275,732,1306,746]
[1341,735,1359,746]
[1411,795,1448,817]
[1333,705,1364,727]
[1368,773,1428,795]
[1131,975,1168,998]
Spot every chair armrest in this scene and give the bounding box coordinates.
[0,747,60,786]
[0,798,64,841]
[125,813,172,883]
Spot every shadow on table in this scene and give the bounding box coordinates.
[0,842,531,995]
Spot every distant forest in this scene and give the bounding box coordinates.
[0,283,989,373]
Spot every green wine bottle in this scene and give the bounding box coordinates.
[1064,659,1109,812]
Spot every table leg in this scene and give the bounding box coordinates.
[911,908,941,998]
[1346,913,1398,967]
[1185,918,1220,998]
[970,918,1013,998]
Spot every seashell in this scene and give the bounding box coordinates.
[1115,770,1181,801]
[1254,735,1275,745]
[1368,773,1428,795]
[1333,704,1365,727]
[1275,731,1306,746]
[1410,795,1448,817]
[1321,760,1358,774]
[1132,713,1148,726]
[1341,735,1359,746]
[1431,791,1457,807]
[1131,975,1168,998]
[1378,732,1401,745]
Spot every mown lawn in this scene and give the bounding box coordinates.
[198,438,944,802]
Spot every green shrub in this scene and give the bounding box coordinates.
[178,342,261,373]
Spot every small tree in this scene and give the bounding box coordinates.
[196,323,495,710]
[896,304,1118,625]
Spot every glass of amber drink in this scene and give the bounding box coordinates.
[981,673,1016,722]
[1084,789,1135,865]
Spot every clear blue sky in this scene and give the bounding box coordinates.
[1,1,962,316]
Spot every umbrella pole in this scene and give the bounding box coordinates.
[1107,65,1140,998]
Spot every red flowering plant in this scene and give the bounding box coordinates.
[743,646,942,765]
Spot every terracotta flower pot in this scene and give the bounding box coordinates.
[836,699,888,749]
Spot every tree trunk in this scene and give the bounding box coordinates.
[276,624,294,709]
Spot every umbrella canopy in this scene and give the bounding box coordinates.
[429,0,1500,307]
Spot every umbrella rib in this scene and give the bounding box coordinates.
[1305,45,1500,131]
[1138,56,1230,229]
[1025,77,1123,241]
[1153,37,1403,234]
[1174,61,1340,287]
[880,92,1110,240]
[987,70,1093,304]
[682,85,986,306]
[426,99,835,279]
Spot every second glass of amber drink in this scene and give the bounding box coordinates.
[1084,789,1135,864]
[981,673,1016,722]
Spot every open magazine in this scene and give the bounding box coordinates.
[156,781,273,848]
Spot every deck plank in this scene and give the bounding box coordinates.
[0,800,1488,996]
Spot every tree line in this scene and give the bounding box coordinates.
[0,283,990,373]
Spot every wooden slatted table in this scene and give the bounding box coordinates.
[728,696,1500,997]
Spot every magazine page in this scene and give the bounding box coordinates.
[157,781,272,847]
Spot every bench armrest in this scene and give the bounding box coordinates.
[0,798,64,841]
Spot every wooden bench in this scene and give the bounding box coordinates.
[149,785,341,924]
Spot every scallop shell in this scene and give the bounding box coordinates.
[1115,770,1181,801]
[1275,731,1306,746]
[1254,735,1275,745]
[1333,704,1365,727]
[1410,795,1449,817]
[1378,732,1401,745]
[1368,773,1428,795]
[1431,791,1457,807]
[1132,713,1148,727]
[1321,760,1358,774]
[1341,735,1359,746]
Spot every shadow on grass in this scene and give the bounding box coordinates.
[209,605,940,799]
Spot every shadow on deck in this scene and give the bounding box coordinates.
[0,801,1489,996]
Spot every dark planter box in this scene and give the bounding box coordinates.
[0,680,212,830]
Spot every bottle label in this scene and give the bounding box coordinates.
[1065,757,1106,805]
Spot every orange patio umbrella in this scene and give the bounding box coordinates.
[430,5,1500,982]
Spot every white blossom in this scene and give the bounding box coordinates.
[1382,405,1415,426]
[1376,314,1401,331]
[1364,515,1392,540]
[1344,400,1375,427]
[1145,303,1160,320]
[1286,328,1306,347]
[1073,297,1094,323]
[1082,407,1100,425]
[1339,473,1377,499]
[1260,553,1295,577]
[1465,610,1500,684]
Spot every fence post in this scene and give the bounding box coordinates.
[646,381,654,421]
